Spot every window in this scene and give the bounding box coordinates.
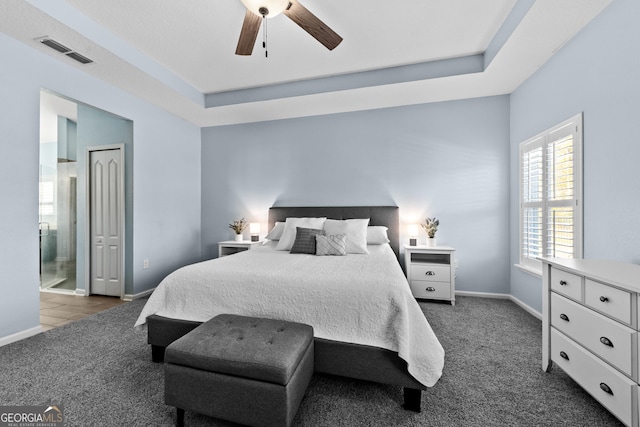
[519,114,583,272]
[39,180,55,216]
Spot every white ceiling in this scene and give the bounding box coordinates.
[0,0,613,127]
[64,0,517,93]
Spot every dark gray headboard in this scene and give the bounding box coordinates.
[268,206,400,259]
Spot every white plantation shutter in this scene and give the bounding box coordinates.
[521,141,543,263]
[519,114,583,271]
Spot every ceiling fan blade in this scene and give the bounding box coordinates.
[283,0,343,51]
[236,9,262,56]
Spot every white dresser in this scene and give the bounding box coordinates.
[541,258,640,426]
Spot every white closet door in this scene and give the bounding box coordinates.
[90,149,122,296]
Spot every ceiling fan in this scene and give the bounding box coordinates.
[236,0,343,56]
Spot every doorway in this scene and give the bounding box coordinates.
[39,90,132,298]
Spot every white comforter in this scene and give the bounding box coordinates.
[134,243,444,387]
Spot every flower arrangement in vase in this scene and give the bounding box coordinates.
[229,218,248,241]
[421,217,439,247]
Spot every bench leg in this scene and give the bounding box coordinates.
[151,345,165,363]
[402,387,422,412]
[176,408,184,427]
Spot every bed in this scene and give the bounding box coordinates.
[136,206,444,411]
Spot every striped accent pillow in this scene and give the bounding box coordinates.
[315,234,347,256]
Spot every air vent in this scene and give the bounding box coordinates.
[65,52,93,64]
[36,37,93,65]
[40,38,71,53]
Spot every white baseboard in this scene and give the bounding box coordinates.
[456,290,510,299]
[455,290,542,320]
[509,294,542,320]
[0,326,42,348]
[123,287,155,301]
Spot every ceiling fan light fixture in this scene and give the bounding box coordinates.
[240,0,290,18]
[235,0,342,56]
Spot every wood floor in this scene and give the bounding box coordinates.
[40,292,127,331]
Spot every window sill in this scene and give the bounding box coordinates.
[515,263,542,278]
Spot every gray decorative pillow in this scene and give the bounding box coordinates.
[290,227,325,254]
[315,234,347,256]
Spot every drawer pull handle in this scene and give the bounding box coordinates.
[559,313,569,322]
[599,296,609,303]
[559,280,567,286]
[425,271,436,276]
[599,382,613,395]
[600,337,613,347]
[559,351,569,361]
[425,287,436,292]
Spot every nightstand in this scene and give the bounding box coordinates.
[218,240,262,257]
[404,245,456,305]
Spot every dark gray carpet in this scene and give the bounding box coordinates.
[0,297,623,426]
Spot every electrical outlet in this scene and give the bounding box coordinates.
[143,259,149,269]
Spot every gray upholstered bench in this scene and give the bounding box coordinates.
[164,314,314,427]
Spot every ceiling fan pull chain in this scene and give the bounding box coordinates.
[263,15,268,58]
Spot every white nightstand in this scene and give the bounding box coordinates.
[404,245,456,305]
[218,240,262,257]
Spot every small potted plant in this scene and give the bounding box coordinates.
[229,218,248,242]
[421,217,439,247]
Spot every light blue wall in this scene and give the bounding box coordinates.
[57,116,77,161]
[509,0,640,312]
[202,96,511,295]
[0,45,41,339]
[0,32,201,341]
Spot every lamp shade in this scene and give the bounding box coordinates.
[408,224,419,238]
[240,0,290,17]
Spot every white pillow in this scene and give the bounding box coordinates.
[323,218,370,254]
[367,226,390,244]
[275,217,327,251]
[265,222,285,241]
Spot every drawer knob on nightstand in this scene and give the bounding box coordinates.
[559,351,569,361]
[559,280,567,286]
[600,382,614,395]
[425,271,435,276]
[599,296,609,302]
[425,287,436,292]
[559,313,569,322]
[600,337,614,347]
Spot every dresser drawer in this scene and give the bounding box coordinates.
[551,329,635,427]
[551,293,634,376]
[550,267,583,301]
[585,279,632,325]
[409,280,451,300]
[410,264,450,283]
